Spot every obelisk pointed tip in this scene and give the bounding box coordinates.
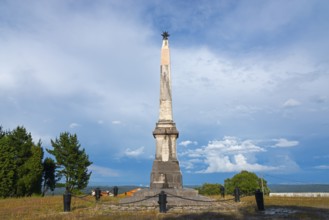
[161,31,170,40]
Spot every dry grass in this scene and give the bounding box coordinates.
[236,195,329,208]
[0,195,328,220]
[0,195,117,220]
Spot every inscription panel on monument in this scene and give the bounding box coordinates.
[161,137,169,162]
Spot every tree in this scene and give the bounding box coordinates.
[7,126,33,196]
[224,170,270,196]
[196,183,222,195]
[0,135,16,198]
[0,126,44,197]
[47,132,92,192]
[23,142,44,196]
[42,157,57,196]
[0,126,5,138]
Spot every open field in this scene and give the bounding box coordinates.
[0,195,328,220]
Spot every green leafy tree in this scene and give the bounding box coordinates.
[224,170,270,196]
[196,183,222,195]
[0,135,16,198]
[42,157,57,196]
[47,132,92,192]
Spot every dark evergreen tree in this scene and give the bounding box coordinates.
[0,126,5,138]
[47,132,92,192]
[224,170,270,196]
[42,157,57,196]
[7,126,33,196]
[0,136,16,198]
[23,142,44,196]
[0,126,44,197]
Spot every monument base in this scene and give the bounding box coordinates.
[119,188,214,206]
[150,160,182,189]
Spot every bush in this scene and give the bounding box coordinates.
[196,183,222,195]
[224,170,270,196]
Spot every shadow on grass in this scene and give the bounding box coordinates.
[161,205,329,220]
[162,212,241,220]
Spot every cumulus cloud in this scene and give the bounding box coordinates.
[124,146,145,158]
[88,164,119,177]
[181,136,276,173]
[112,121,122,125]
[283,99,301,108]
[179,140,198,147]
[200,154,275,173]
[273,138,299,148]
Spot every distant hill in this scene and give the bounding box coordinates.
[269,184,329,193]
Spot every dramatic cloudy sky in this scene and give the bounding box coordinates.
[1,0,328,186]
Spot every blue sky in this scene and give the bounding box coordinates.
[1,0,328,186]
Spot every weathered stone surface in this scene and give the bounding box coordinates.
[150,160,182,189]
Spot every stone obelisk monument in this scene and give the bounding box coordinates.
[150,32,182,189]
[119,33,210,205]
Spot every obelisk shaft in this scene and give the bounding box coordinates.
[159,38,173,122]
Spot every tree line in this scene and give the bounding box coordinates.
[0,126,92,198]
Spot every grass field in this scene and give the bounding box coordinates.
[0,194,328,219]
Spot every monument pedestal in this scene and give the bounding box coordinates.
[150,160,182,189]
[119,188,213,206]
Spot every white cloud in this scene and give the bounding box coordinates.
[179,140,198,147]
[206,136,266,154]
[69,123,80,128]
[89,164,119,177]
[314,165,329,170]
[274,138,299,148]
[124,146,145,158]
[112,120,122,125]
[181,136,276,173]
[283,99,301,108]
[200,154,275,173]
